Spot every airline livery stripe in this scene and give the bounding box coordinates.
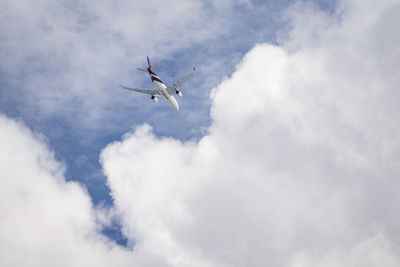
[151,75,163,83]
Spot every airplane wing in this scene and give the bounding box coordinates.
[120,85,161,96]
[166,68,195,96]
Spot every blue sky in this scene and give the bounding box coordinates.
[2,0,400,266]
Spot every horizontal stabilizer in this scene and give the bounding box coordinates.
[151,64,159,71]
[137,64,158,72]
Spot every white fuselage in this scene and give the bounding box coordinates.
[152,78,179,110]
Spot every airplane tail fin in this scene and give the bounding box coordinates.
[147,56,151,68]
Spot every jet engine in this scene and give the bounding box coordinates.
[151,95,158,103]
[175,90,182,98]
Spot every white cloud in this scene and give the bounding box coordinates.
[100,0,400,266]
[2,0,400,266]
[0,114,134,266]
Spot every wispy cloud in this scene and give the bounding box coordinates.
[0,0,224,125]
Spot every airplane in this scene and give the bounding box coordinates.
[121,57,195,110]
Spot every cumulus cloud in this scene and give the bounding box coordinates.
[0,114,135,266]
[0,114,190,266]
[2,0,400,266]
[100,0,400,266]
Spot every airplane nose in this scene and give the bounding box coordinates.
[174,102,179,110]
[169,96,179,110]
